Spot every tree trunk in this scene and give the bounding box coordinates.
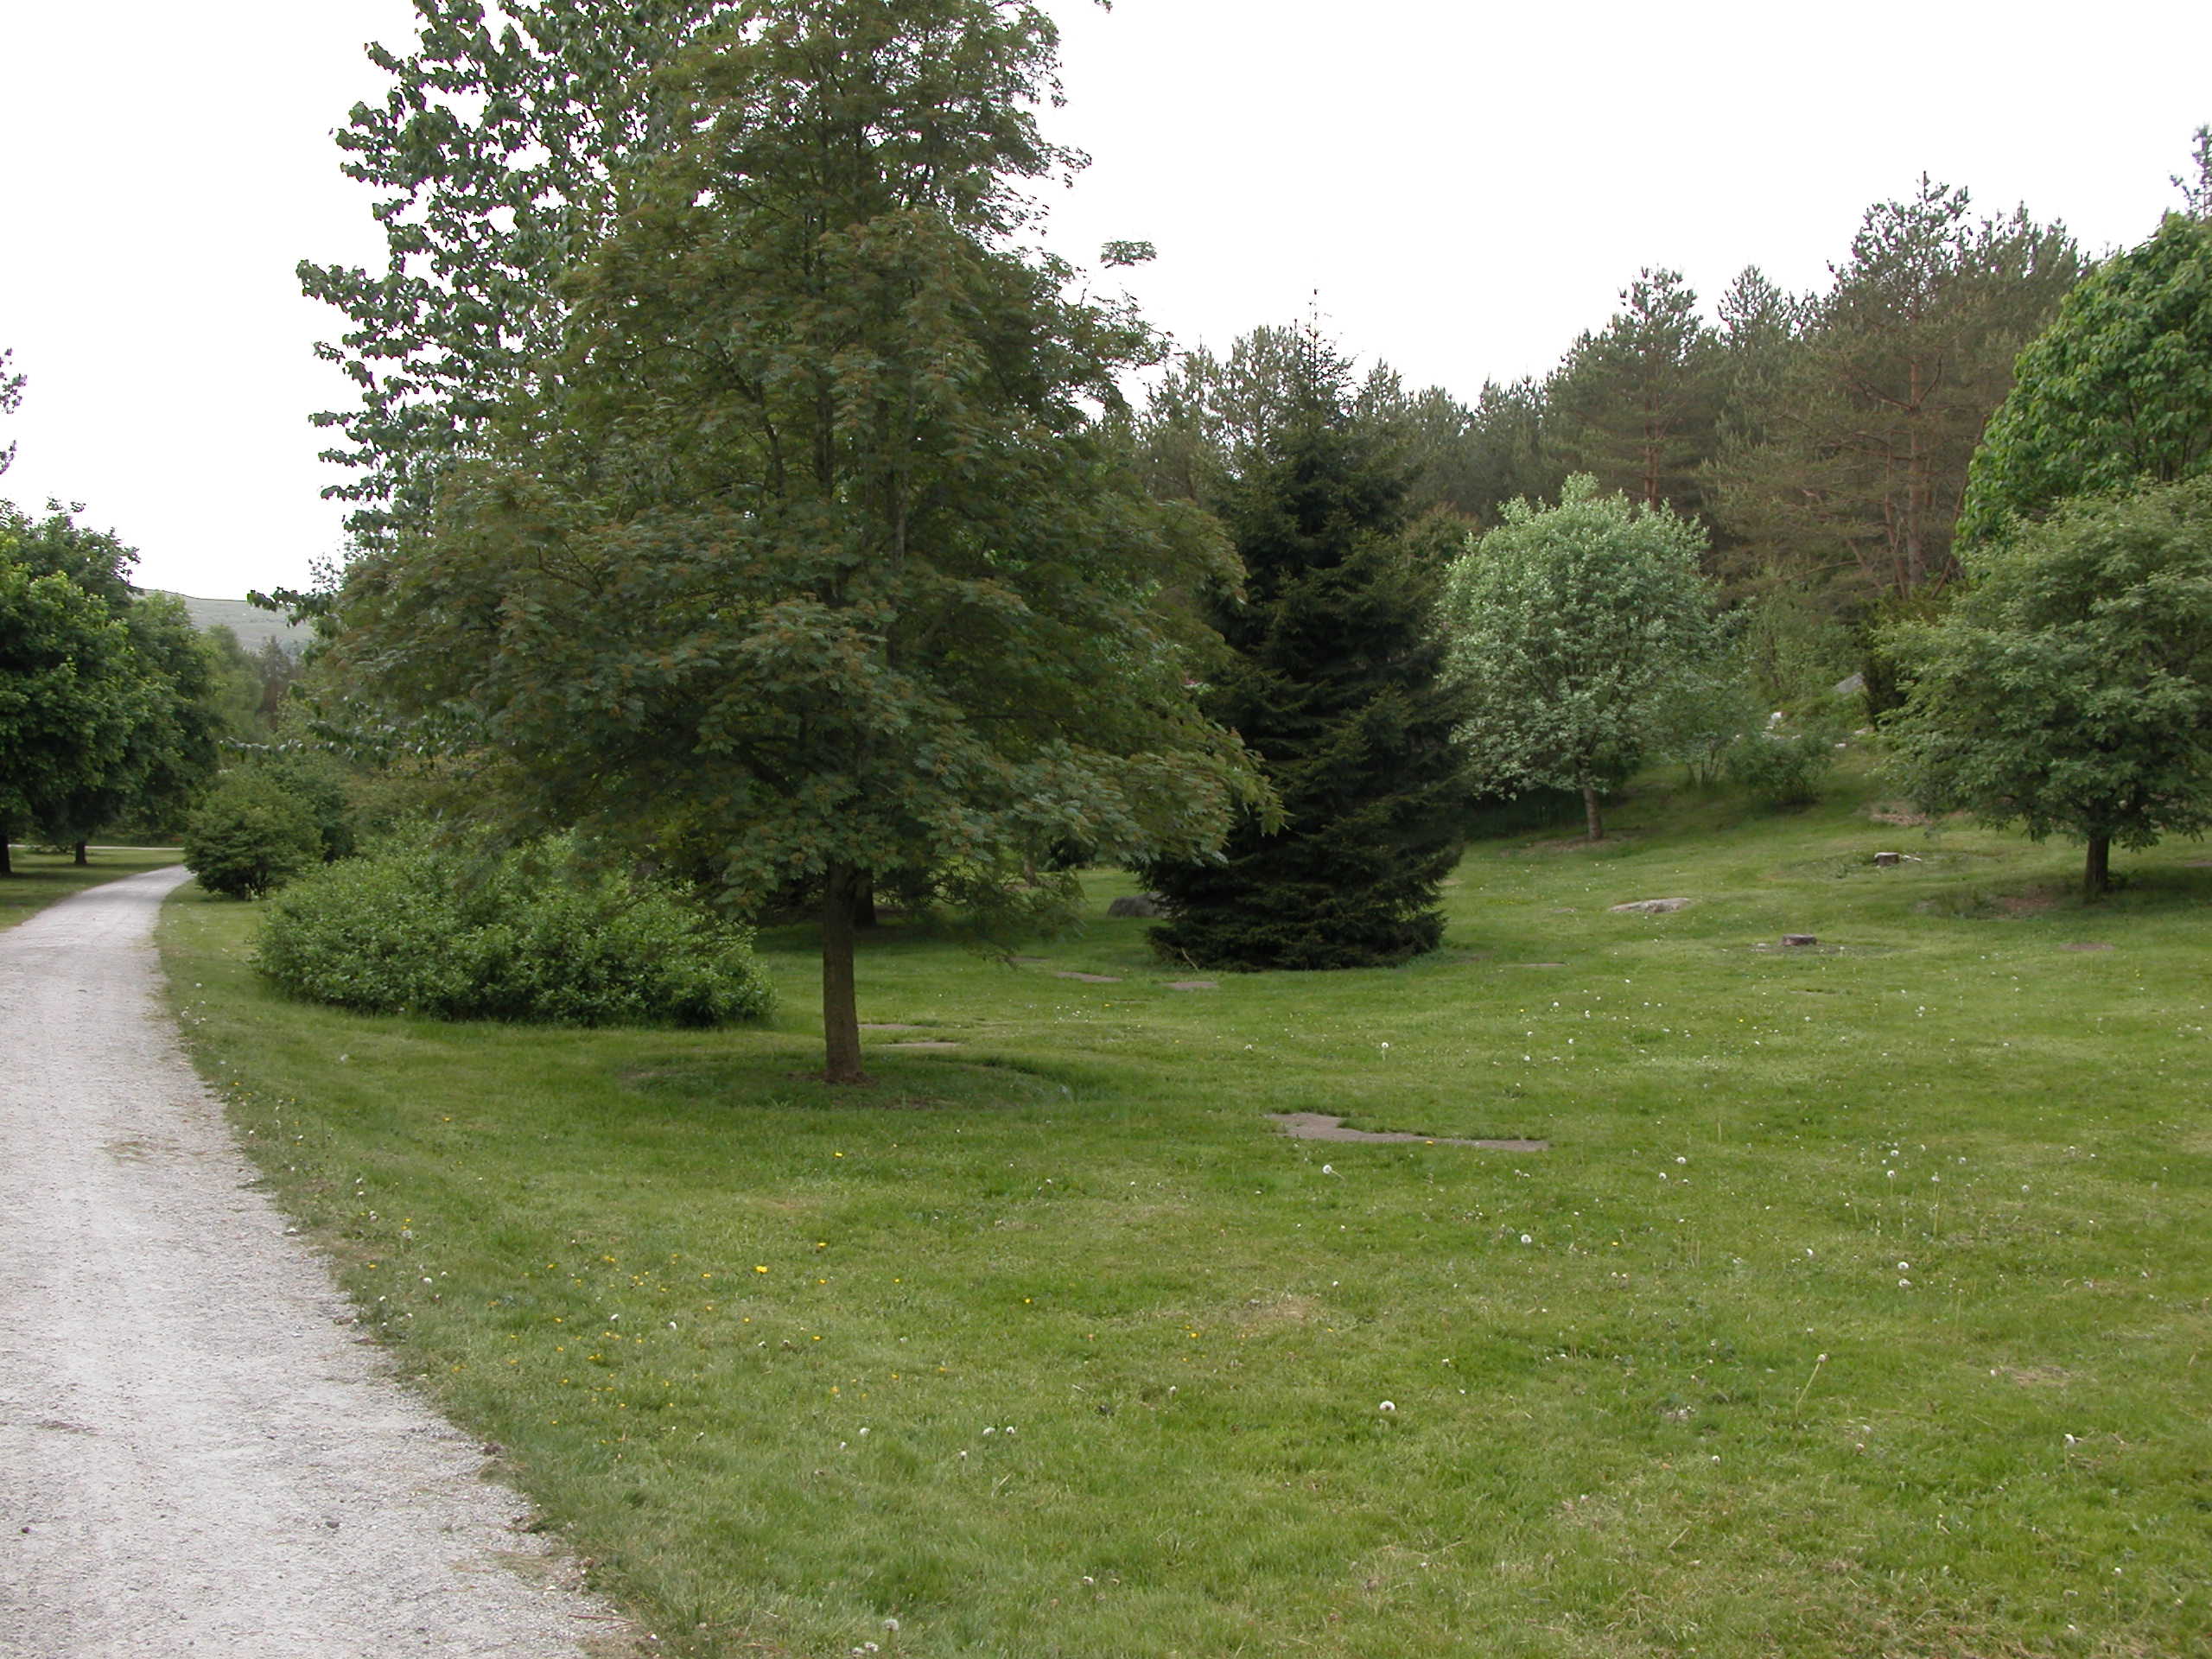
[1582,785,1605,842]
[73,841,89,867]
[2084,836,2111,899]
[0,830,11,878]
[852,871,880,929]
[819,861,869,1085]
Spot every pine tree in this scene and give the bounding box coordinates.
[1144,337,1467,970]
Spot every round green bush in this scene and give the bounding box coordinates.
[1723,728,1838,808]
[255,832,774,1027]
[182,775,324,899]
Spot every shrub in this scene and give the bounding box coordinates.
[182,774,324,899]
[245,752,359,861]
[1724,728,1838,808]
[255,831,774,1027]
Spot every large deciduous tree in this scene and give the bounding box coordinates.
[1141,334,1469,971]
[1884,477,2212,896]
[327,0,1262,1082]
[1440,476,1722,842]
[1960,203,2212,546]
[1,505,226,868]
[0,549,136,877]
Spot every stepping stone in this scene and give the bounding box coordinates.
[861,1023,925,1033]
[2059,942,2113,952]
[1166,980,1217,992]
[1268,1112,1548,1153]
[1781,934,1819,947]
[1053,971,1122,983]
[1610,898,1693,915]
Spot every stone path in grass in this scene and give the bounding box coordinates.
[0,868,636,1657]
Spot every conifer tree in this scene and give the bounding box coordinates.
[1144,335,1467,970]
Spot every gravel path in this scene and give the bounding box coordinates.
[0,869,633,1658]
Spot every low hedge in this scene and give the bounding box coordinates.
[255,831,774,1027]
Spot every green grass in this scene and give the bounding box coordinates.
[159,765,2212,1658]
[2,844,181,930]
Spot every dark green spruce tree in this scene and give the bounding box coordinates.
[1145,338,1468,969]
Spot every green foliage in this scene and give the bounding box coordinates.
[241,751,359,862]
[300,0,721,553]
[256,830,772,1027]
[0,505,227,854]
[182,774,323,899]
[1723,726,1838,807]
[1961,209,2212,545]
[1142,337,1469,970]
[1708,179,2082,601]
[1546,267,1719,517]
[1884,476,2212,893]
[0,527,141,873]
[321,0,1261,1079]
[1440,476,1723,837]
[1736,582,1859,709]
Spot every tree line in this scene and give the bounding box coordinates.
[10,2,2206,1070]
[279,2,2209,1075]
[0,484,306,874]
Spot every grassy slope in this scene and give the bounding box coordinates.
[2,846,181,931]
[149,591,312,653]
[159,767,2212,1659]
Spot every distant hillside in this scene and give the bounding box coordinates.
[151,592,313,654]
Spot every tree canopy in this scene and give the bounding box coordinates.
[0,505,226,869]
[1960,207,2212,546]
[1440,476,1722,841]
[1884,477,2212,896]
[326,0,1261,1080]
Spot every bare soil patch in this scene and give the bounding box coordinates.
[1268,1112,1548,1152]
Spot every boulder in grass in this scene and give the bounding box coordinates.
[1108,893,1167,918]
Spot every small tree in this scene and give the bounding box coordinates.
[1141,334,1469,971]
[181,774,323,899]
[1440,477,1723,840]
[1885,477,2212,896]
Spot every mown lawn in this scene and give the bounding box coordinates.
[159,766,2212,1658]
[2,844,181,931]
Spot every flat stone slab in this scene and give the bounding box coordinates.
[1610,898,1693,915]
[861,1022,925,1033]
[1052,971,1122,983]
[1166,980,1218,991]
[1269,1112,1548,1152]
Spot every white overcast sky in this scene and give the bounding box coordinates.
[1,0,2206,600]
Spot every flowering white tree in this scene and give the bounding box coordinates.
[1439,476,1722,839]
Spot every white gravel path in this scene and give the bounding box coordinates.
[0,868,637,1658]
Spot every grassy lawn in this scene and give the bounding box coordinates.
[158,765,2212,1658]
[2,844,181,931]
